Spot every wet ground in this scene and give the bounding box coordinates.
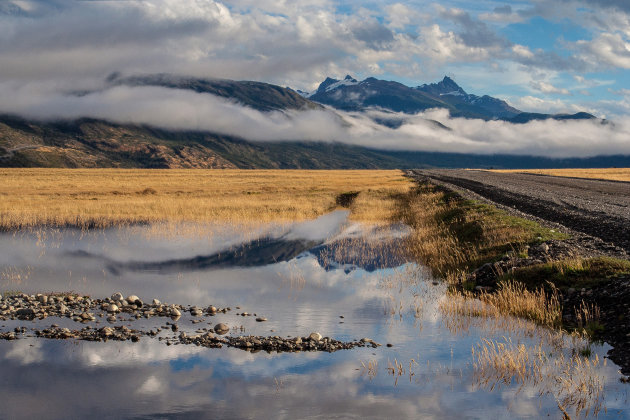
[0,211,628,419]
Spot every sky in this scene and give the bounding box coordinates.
[1,0,630,157]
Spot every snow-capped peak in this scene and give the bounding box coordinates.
[324,75,358,92]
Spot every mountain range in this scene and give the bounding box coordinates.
[306,75,594,123]
[0,73,624,169]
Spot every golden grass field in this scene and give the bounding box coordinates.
[0,169,412,229]
[490,168,630,182]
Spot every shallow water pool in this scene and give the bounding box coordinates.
[0,212,627,419]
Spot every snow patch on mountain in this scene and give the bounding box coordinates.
[324,75,359,93]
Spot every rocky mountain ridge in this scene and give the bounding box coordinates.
[306,75,595,123]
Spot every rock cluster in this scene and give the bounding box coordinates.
[0,292,232,323]
[0,292,379,354]
[34,325,142,342]
[171,331,380,353]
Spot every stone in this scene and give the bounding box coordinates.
[255,317,267,322]
[16,308,35,320]
[308,332,322,342]
[127,295,139,303]
[214,323,229,334]
[107,304,119,313]
[111,292,123,301]
[170,308,181,317]
[100,327,114,337]
[152,299,160,305]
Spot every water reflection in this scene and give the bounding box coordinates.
[107,238,318,274]
[0,213,628,419]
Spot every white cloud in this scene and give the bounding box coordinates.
[384,3,426,29]
[512,45,534,59]
[529,80,571,95]
[576,32,630,69]
[610,88,630,96]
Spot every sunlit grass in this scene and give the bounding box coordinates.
[490,167,630,182]
[440,281,563,329]
[0,169,412,229]
[395,183,564,282]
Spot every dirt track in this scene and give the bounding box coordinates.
[409,169,630,253]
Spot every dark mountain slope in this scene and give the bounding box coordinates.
[109,73,320,112]
[308,75,453,114]
[1,115,627,170]
[0,115,404,169]
[415,76,521,119]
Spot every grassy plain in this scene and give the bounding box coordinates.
[490,168,630,182]
[0,169,411,229]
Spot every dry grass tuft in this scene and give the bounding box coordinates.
[440,280,562,329]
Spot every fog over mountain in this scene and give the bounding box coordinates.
[1,74,628,159]
[0,0,629,164]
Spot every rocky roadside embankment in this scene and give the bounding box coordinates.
[0,292,381,352]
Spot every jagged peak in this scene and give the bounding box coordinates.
[313,75,359,94]
[439,76,465,92]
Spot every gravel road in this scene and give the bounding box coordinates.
[409,169,630,253]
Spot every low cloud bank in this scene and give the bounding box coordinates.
[1,83,629,158]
